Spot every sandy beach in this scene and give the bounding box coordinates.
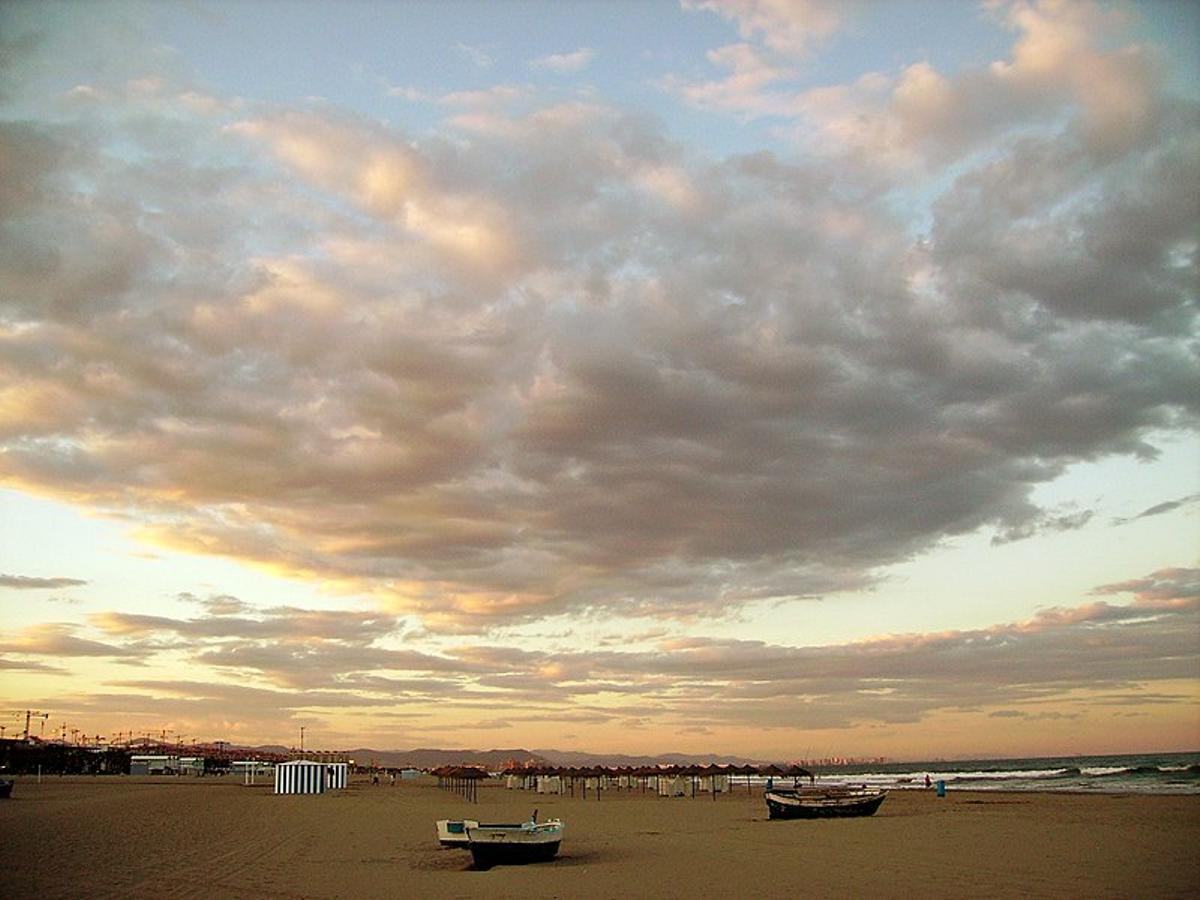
[1,775,1196,899]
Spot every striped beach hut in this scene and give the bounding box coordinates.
[275,760,326,794]
[324,762,349,790]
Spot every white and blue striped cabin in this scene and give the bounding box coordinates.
[275,760,326,794]
[324,762,349,789]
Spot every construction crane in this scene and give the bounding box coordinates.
[10,710,49,741]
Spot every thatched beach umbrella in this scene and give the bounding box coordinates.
[576,765,606,800]
[783,764,814,786]
[757,763,785,790]
[731,763,759,794]
[614,765,635,791]
[701,764,728,801]
[433,764,486,802]
[677,764,703,798]
[632,765,657,793]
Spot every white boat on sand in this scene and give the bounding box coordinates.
[435,818,478,847]
[765,787,887,819]
[463,812,565,868]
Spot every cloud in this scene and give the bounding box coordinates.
[0,574,88,589]
[665,42,799,119]
[89,607,400,644]
[682,0,844,58]
[0,4,1196,635]
[22,567,1197,739]
[385,84,431,102]
[1090,567,1200,604]
[0,623,149,659]
[1112,493,1200,525]
[0,656,63,672]
[179,592,252,616]
[455,41,495,69]
[672,0,1171,174]
[83,603,484,691]
[991,507,1093,545]
[529,48,595,74]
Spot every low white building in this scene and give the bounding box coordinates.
[232,760,275,784]
[130,755,178,775]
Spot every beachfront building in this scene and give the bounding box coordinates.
[129,754,178,775]
[232,760,276,776]
[232,760,276,784]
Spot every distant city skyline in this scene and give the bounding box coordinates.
[1,0,1197,759]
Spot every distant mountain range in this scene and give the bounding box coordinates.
[238,744,767,769]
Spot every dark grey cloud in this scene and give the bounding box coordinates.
[1113,493,1200,526]
[991,508,1094,545]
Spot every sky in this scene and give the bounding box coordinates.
[0,0,1197,761]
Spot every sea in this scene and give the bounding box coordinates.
[800,751,1200,795]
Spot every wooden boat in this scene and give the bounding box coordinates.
[464,815,565,868]
[765,786,886,819]
[435,818,477,847]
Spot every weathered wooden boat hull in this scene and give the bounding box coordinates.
[765,789,886,819]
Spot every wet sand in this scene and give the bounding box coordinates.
[1,775,1196,898]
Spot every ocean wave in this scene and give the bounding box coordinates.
[1091,765,1171,778]
[803,754,1200,794]
[945,768,1075,782]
